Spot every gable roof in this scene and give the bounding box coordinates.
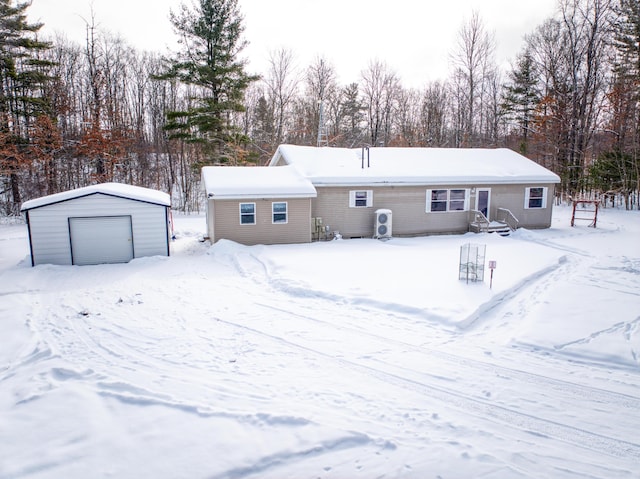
[202,165,317,199]
[21,183,171,211]
[270,145,561,186]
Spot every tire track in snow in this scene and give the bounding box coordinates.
[210,312,640,462]
[247,230,637,407]
[254,300,640,412]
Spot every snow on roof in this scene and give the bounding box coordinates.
[202,165,317,199]
[271,145,561,186]
[20,183,171,211]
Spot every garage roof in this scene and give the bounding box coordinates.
[21,183,171,211]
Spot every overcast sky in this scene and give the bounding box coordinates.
[28,0,558,88]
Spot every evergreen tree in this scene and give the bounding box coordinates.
[338,82,364,146]
[502,50,540,155]
[160,0,258,164]
[252,94,275,146]
[588,151,637,204]
[0,0,52,211]
[614,0,640,78]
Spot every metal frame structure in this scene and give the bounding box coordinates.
[571,199,599,227]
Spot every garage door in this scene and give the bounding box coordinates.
[69,216,134,265]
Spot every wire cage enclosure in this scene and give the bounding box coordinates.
[459,243,486,283]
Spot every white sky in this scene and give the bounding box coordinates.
[28,0,558,88]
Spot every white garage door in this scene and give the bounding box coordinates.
[69,216,134,265]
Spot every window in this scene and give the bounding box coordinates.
[272,202,287,224]
[239,203,256,224]
[525,187,548,209]
[430,189,448,212]
[349,190,373,208]
[426,189,469,212]
[449,189,467,211]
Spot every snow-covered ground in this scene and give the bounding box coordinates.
[1,205,639,478]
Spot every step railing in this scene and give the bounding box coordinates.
[496,208,519,231]
[468,210,490,233]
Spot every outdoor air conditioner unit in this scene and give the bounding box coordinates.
[374,209,392,239]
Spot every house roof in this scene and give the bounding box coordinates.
[202,165,317,199]
[21,183,171,211]
[270,145,561,186]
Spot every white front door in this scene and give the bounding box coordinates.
[476,189,491,219]
[69,216,134,265]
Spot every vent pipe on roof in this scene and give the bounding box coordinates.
[361,146,370,169]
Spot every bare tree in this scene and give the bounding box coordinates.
[526,18,569,172]
[361,60,399,147]
[449,11,496,146]
[393,87,422,146]
[481,68,503,146]
[527,0,614,193]
[263,48,300,146]
[561,0,613,193]
[421,81,450,147]
[304,56,338,145]
[448,68,468,148]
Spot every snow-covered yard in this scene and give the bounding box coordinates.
[1,205,639,478]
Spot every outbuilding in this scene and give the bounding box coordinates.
[21,183,171,266]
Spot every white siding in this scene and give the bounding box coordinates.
[26,193,169,266]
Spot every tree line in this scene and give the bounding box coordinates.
[0,0,638,214]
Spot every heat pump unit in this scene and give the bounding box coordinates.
[374,209,392,239]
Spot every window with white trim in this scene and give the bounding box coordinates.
[239,202,256,224]
[449,189,467,210]
[272,202,287,224]
[426,189,470,212]
[524,187,548,209]
[349,190,373,208]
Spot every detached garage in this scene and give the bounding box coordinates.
[21,183,171,266]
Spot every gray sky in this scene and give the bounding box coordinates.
[29,0,558,88]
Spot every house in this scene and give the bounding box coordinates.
[202,145,561,245]
[202,165,317,245]
[270,145,561,239]
[21,183,171,266]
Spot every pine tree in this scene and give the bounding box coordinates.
[339,83,364,146]
[502,51,540,155]
[0,0,52,211]
[159,0,258,164]
[614,0,640,78]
